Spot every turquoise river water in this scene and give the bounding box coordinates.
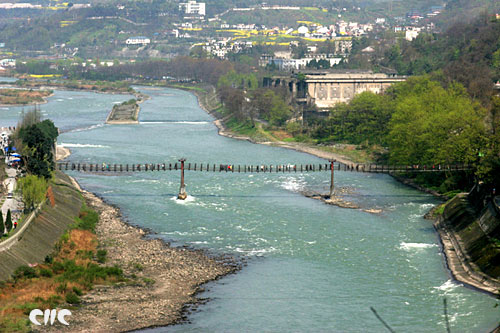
[0,83,498,332]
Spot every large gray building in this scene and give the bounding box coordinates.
[264,70,406,110]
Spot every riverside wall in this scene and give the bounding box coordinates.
[434,192,500,295]
[0,172,82,280]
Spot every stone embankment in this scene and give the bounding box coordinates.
[106,102,140,124]
[434,191,500,295]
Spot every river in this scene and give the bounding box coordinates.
[0,85,498,332]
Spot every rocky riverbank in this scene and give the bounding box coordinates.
[45,178,239,332]
[56,145,71,161]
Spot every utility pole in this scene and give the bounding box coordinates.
[329,159,335,198]
[178,158,187,200]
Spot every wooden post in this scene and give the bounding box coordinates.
[178,158,187,200]
[329,159,335,198]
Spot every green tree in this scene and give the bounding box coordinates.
[387,77,486,165]
[18,119,58,179]
[17,175,48,212]
[0,210,4,235]
[268,92,291,126]
[312,92,392,144]
[5,209,12,232]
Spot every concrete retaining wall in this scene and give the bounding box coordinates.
[435,193,500,295]
[0,172,82,281]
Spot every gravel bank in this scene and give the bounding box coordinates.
[43,178,239,332]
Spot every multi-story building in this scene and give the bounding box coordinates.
[179,1,206,16]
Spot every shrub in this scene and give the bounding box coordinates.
[44,255,53,264]
[39,268,53,278]
[12,266,38,280]
[47,295,63,308]
[65,292,80,304]
[51,261,64,273]
[56,283,67,294]
[72,286,83,296]
[96,250,107,263]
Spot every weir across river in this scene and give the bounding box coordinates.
[58,159,473,200]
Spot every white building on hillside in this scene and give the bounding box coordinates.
[0,59,16,67]
[126,36,151,45]
[179,1,205,16]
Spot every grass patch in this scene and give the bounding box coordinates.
[435,204,446,215]
[316,144,381,164]
[167,84,206,92]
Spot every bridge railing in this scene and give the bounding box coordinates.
[56,162,473,174]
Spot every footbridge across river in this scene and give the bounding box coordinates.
[57,159,473,200]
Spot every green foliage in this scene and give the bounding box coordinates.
[18,117,58,179]
[72,208,99,232]
[249,89,292,126]
[142,277,155,285]
[96,249,107,264]
[313,92,392,145]
[306,59,331,69]
[12,266,38,280]
[435,204,446,215]
[386,77,486,165]
[286,121,302,136]
[475,96,500,186]
[39,268,53,278]
[55,259,123,284]
[5,209,12,232]
[123,99,137,105]
[72,286,83,296]
[65,292,80,304]
[0,210,4,235]
[16,302,39,315]
[16,175,48,212]
[55,282,67,294]
[44,255,53,264]
[218,70,258,90]
[379,17,500,103]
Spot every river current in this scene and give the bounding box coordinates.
[0,83,498,332]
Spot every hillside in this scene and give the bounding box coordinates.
[380,16,499,103]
